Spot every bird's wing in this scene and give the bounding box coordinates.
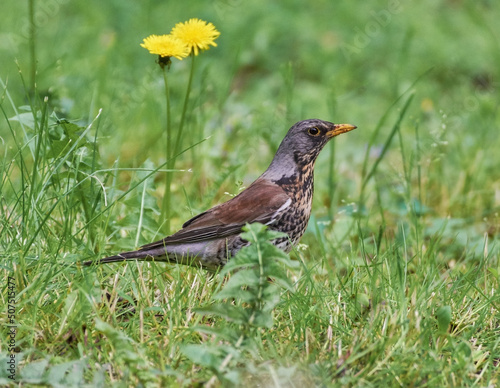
[139,179,290,250]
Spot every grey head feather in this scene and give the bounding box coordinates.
[261,119,335,181]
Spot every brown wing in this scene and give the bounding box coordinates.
[139,178,290,249]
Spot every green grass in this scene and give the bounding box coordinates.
[1,0,499,386]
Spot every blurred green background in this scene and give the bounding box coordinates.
[1,1,496,146]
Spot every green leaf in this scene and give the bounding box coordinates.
[261,285,281,310]
[46,120,88,159]
[251,310,274,328]
[220,258,256,275]
[181,344,223,368]
[214,270,261,297]
[269,252,300,269]
[262,262,293,288]
[195,303,251,324]
[9,111,36,129]
[276,365,297,380]
[20,358,49,383]
[487,268,498,279]
[240,222,287,243]
[62,290,78,319]
[213,285,257,303]
[260,241,290,259]
[239,223,267,242]
[46,360,84,386]
[356,293,370,308]
[190,326,240,342]
[436,305,452,333]
[223,370,241,385]
[94,319,148,367]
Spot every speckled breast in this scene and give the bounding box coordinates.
[270,165,315,251]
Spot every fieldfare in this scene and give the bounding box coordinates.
[84,119,356,270]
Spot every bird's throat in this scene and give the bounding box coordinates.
[272,163,314,198]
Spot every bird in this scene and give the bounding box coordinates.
[84,119,356,270]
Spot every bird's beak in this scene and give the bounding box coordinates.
[326,123,357,138]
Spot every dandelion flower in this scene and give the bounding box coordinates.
[171,18,220,56]
[140,34,190,60]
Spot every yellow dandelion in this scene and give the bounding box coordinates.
[171,18,220,56]
[140,34,190,60]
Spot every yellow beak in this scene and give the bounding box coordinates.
[326,123,357,138]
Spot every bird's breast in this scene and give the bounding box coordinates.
[271,166,315,246]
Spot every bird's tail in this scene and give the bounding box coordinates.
[82,247,167,266]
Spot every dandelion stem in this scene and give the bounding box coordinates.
[173,53,196,164]
[161,67,172,233]
[28,0,36,91]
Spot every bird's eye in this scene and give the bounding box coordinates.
[308,127,320,136]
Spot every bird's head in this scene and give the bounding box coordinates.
[270,119,356,171]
